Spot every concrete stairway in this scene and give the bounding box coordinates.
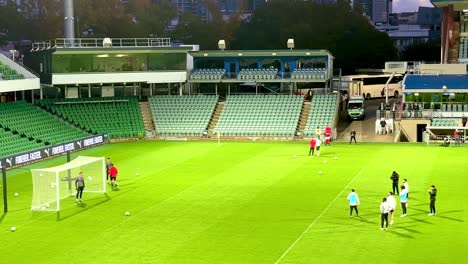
[296,101,311,139]
[139,102,155,137]
[336,118,395,143]
[208,101,224,132]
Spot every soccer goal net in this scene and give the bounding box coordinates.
[31,156,106,211]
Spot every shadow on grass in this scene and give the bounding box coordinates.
[433,210,464,222]
[408,208,464,222]
[395,225,423,234]
[405,217,433,225]
[356,216,376,224]
[0,213,6,223]
[271,151,338,157]
[56,195,110,222]
[388,229,416,239]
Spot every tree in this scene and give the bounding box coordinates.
[74,0,135,37]
[0,0,29,41]
[125,0,177,37]
[401,41,440,63]
[170,0,248,49]
[232,0,398,73]
[27,0,63,40]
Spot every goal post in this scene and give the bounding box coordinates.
[31,156,106,211]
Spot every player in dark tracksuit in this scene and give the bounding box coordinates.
[75,172,85,202]
[350,130,357,144]
[428,185,437,216]
[390,171,399,195]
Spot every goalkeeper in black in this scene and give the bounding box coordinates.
[428,185,437,216]
[390,171,399,195]
[75,171,85,202]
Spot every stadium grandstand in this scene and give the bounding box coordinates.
[37,96,144,139]
[13,39,339,141]
[0,53,40,102]
[1,1,468,263]
[212,95,303,137]
[384,0,468,143]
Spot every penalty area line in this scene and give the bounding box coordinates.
[273,168,364,264]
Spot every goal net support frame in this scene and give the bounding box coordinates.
[31,156,106,212]
[423,126,467,145]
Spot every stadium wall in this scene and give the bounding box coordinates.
[52,71,187,85]
[0,134,105,170]
[399,119,431,142]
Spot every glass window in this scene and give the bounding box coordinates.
[52,52,187,73]
[148,53,186,71]
[296,57,326,69]
[240,58,258,69]
[262,59,280,69]
[194,58,224,69]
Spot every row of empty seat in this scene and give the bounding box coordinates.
[188,68,330,81]
[0,101,90,145]
[291,68,327,80]
[459,37,468,60]
[441,104,468,112]
[431,118,458,127]
[304,95,338,137]
[0,129,46,158]
[213,95,303,137]
[237,69,278,80]
[190,69,226,81]
[149,95,218,136]
[0,61,24,80]
[37,97,144,139]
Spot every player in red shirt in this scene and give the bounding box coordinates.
[454,129,460,146]
[309,138,316,156]
[324,126,332,146]
[109,164,119,190]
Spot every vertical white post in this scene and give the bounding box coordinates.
[55,171,60,211]
[102,157,106,193]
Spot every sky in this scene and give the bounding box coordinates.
[393,0,434,13]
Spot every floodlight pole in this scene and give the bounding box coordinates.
[64,0,75,47]
[2,167,7,213]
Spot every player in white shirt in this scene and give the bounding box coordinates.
[380,197,391,230]
[387,192,397,225]
[315,138,322,157]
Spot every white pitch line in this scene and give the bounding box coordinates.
[273,168,364,264]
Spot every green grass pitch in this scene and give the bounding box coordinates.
[0,141,467,263]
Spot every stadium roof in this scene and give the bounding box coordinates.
[189,49,333,58]
[431,0,468,10]
[404,74,468,91]
[52,47,192,54]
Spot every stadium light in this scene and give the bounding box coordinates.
[9,50,17,61]
[218,40,226,51]
[287,39,294,50]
